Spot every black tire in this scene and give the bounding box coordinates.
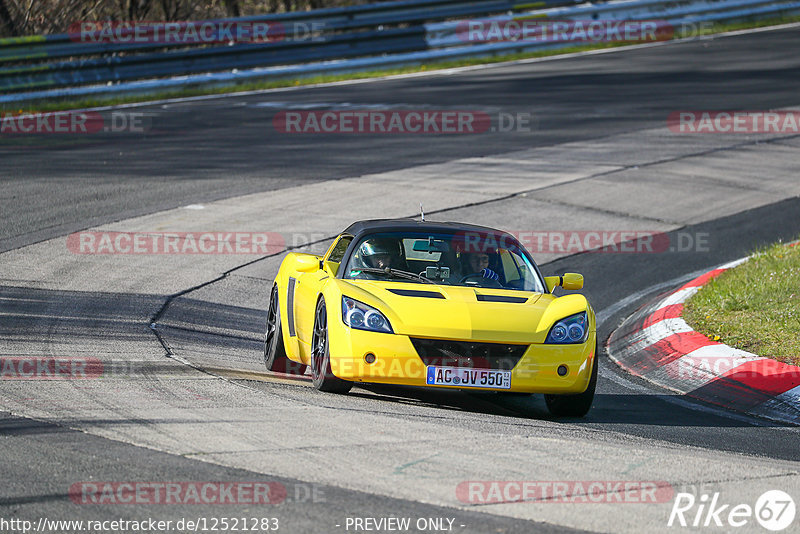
[544,342,598,417]
[310,297,352,394]
[264,284,307,375]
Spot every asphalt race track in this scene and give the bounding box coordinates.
[2,25,800,534]
[3,26,800,253]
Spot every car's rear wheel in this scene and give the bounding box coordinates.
[264,284,307,375]
[544,342,598,417]
[311,297,352,393]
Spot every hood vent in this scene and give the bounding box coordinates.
[475,294,528,303]
[387,288,445,299]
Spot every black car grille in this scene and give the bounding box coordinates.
[410,338,527,370]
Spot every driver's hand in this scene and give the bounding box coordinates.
[481,268,499,281]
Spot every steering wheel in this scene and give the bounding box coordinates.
[459,273,503,288]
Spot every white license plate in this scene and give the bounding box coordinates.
[426,366,511,389]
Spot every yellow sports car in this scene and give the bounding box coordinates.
[264,219,597,416]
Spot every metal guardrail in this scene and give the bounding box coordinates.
[427,0,800,47]
[0,0,798,103]
[0,0,520,63]
[0,0,529,91]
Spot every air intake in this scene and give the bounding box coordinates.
[410,338,527,370]
[386,289,445,299]
[475,294,528,303]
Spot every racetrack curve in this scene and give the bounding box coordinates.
[2,25,800,534]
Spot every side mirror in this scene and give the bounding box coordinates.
[295,254,321,273]
[545,273,584,292]
[562,273,584,290]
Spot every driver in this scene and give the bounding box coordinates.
[464,252,500,281]
[359,238,399,270]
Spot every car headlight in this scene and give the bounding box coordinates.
[545,312,589,344]
[342,297,393,333]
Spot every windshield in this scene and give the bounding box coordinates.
[343,231,546,292]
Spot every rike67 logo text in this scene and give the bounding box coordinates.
[668,490,795,531]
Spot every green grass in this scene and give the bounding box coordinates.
[2,13,800,113]
[684,240,800,366]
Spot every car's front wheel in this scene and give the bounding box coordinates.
[311,297,352,394]
[264,284,307,375]
[544,342,598,417]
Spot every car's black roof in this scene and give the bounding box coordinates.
[342,218,510,238]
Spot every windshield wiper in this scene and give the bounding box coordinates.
[353,267,435,284]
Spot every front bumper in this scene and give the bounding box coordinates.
[328,327,596,394]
